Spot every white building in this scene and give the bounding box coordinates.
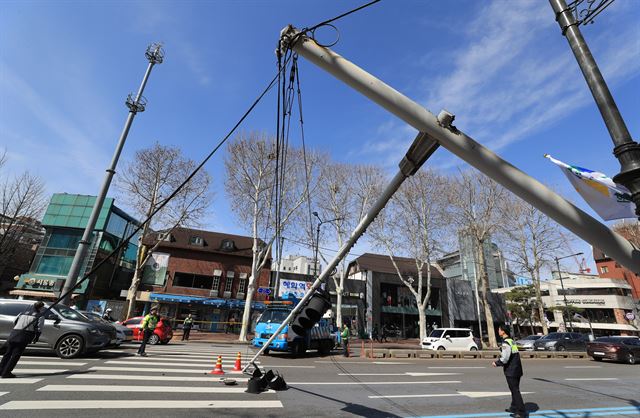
[494,272,639,336]
[272,255,319,276]
[540,272,639,335]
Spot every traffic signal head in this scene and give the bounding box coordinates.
[290,290,331,336]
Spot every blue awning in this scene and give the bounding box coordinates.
[149,293,207,304]
[202,298,227,307]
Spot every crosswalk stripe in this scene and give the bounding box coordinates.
[0,379,43,384]
[21,356,99,361]
[0,393,7,397]
[289,380,462,385]
[0,400,283,410]
[38,385,272,393]
[15,361,86,366]
[89,366,242,374]
[140,356,260,363]
[105,360,256,367]
[13,369,68,374]
[67,374,250,382]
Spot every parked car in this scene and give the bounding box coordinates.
[0,299,117,358]
[81,311,133,346]
[119,316,173,345]
[587,336,640,364]
[421,328,478,351]
[516,335,542,351]
[533,332,589,351]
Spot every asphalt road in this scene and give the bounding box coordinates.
[0,342,638,418]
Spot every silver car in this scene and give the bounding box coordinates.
[0,299,117,358]
[515,335,542,351]
[81,311,134,346]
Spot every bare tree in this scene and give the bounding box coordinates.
[224,132,322,341]
[447,171,506,348]
[0,151,47,273]
[307,162,386,329]
[499,196,565,335]
[117,142,212,319]
[369,170,451,340]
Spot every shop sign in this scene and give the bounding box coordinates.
[566,298,606,306]
[278,279,312,299]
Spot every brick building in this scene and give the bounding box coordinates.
[136,227,271,332]
[594,247,640,301]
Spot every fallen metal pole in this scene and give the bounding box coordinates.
[242,132,439,371]
[281,26,640,274]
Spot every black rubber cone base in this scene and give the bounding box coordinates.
[245,377,263,394]
[268,373,287,391]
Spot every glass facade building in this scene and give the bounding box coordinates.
[13,193,140,300]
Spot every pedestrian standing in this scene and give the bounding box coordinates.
[341,323,350,357]
[492,326,525,418]
[182,314,193,341]
[1,301,45,378]
[136,306,159,357]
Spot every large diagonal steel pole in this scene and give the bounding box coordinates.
[281,26,640,274]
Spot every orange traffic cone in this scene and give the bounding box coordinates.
[233,352,242,372]
[210,355,224,375]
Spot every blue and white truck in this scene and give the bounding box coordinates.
[252,302,335,356]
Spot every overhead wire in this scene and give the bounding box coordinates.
[25,56,293,325]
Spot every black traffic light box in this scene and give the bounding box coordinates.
[290,289,331,336]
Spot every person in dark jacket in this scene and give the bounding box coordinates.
[182,314,193,341]
[492,326,525,418]
[0,301,45,378]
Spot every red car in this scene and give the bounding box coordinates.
[120,316,173,345]
[587,336,640,364]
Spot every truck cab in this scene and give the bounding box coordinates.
[252,302,335,356]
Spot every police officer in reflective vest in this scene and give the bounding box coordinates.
[1,301,45,378]
[492,326,525,418]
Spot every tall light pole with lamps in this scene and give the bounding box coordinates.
[554,252,583,332]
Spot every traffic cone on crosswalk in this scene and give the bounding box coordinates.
[233,352,242,372]
[210,355,224,375]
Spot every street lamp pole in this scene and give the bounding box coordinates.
[554,252,583,332]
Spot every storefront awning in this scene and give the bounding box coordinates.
[149,293,207,304]
[202,298,227,307]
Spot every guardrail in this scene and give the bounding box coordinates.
[363,349,589,359]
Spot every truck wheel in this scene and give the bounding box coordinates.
[264,349,270,355]
[318,341,330,356]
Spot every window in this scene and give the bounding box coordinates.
[174,272,213,289]
[0,303,29,316]
[189,236,204,246]
[35,255,74,276]
[238,278,247,294]
[124,318,142,326]
[224,272,234,292]
[212,276,221,291]
[600,266,608,274]
[429,329,444,338]
[220,239,235,251]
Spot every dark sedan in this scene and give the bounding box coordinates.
[587,336,640,364]
[532,332,589,351]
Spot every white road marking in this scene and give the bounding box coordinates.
[0,400,283,410]
[38,385,273,393]
[105,360,254,368]
[0,393,7,397]
[314,361,411,365]
[0,378,43,384]
[89,366,242,374]
[21,356,98,361]
[13,369,68,374]
[259,365,315,368]
[290,380,461,385]
[148,356,260,363]
[564,366,602,369]
[369,391,534,399]
[428,366,486,369]
[565,378,619,381]
[67,374,250,382]
[14,361,86,366]
[337,372,459,376]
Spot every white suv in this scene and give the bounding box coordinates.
[421,328,478,351]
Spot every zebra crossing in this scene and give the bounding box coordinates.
[0,343,283,413]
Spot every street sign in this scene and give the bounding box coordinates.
[625,312,635,321]
[257,287,272,295]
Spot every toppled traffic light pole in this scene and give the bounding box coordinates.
[244,131,440,371]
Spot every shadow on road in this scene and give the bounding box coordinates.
[289,385,403,418]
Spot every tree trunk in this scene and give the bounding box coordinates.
[336,286,343,328]
[238,276,255,341]
[124,242,148,320]
[418,303,427,341]
[533,267,548,335]
[477,241,497,348]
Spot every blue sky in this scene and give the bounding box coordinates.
[1,0,638,276]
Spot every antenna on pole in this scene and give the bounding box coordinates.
[60,43,164,305]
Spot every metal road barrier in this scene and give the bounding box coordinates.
[362,349,589,360]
